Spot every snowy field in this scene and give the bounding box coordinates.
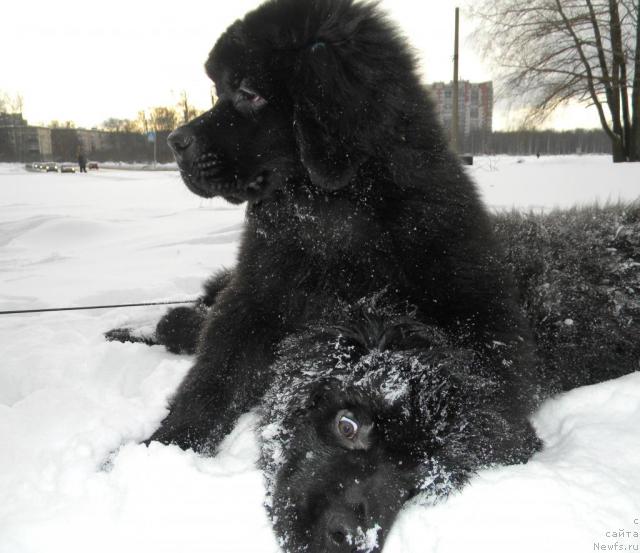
[1,155,639,553]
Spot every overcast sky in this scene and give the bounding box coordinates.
[1,0,599,130]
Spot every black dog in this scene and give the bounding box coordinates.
[260,297,541,553]
[257,204,640,553]
[108,0,537,455]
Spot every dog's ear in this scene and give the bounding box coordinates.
[290,41,368,191]
[286,0,415,190]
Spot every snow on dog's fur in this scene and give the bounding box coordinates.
[260,297,540,553]
[257,204,640,552]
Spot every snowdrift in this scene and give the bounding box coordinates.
[1,156,639,553]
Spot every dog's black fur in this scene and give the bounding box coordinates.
[258,204,640,553]
[104,269,232,354]
[115,0,537,458]
[496,205,640,393]
[260,297,541,553]
[105,1,537,548]
[108,201,640,552]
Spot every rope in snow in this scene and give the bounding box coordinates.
[0,300,198,316]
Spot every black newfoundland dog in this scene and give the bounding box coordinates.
[129,0,538,453]
[258,205,640,552]
[260,296,539,553]
[105,0,640,550]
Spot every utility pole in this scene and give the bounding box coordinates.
[452,7,460,153]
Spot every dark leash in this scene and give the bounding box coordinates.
[0,300,198,316]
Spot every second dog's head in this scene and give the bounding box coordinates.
[260,300,541,553]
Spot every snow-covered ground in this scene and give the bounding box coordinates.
[0,155,639,553]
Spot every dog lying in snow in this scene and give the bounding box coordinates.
[259,296,540,552]
[257,204,640,553]
[109,204,640,553]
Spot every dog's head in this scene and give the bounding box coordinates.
[260,300,541,553]
[168,0,420,203]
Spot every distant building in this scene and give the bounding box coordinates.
[0,113,53,162]
[0,116,173,163]
[428,81,493,136]
[0,112,27,126]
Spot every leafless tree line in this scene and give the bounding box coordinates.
[102,92,202,134]
[463,128,612,155]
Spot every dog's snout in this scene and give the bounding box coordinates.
[327,524,350,549]
[326,517,356,551]
[323,501,369,551]
[167,127,195,156]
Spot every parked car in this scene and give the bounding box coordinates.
[87,161,99,170]
[25,162,61,172]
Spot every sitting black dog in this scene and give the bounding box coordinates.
[108,0,538,455]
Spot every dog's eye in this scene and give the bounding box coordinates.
[237,86,267,109]
[334,409,372,450]
[337,414,359,440]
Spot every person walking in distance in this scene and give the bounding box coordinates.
[77,150,87,173]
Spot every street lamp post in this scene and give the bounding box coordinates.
[452,7,460,153]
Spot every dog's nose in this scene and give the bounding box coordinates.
[324,503,368,551]
[327,522,352,550]
[167,126,195,156]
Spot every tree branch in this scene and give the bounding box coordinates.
[555,0,620,144]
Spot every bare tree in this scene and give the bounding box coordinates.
[102,118,138,132]
[472,0,640,161]
[10,93,24,114]
[177,91,202,123]
[147,106,178,132]
[137,110,150,134]
[48,120,76,129]
[0,91,24,115]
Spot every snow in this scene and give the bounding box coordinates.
[471,155,640,211]
[0,155,639,553]
[386,371,640,552]
[348,523,382,552]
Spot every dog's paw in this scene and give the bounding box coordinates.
[104,327,157,346]
[104,327,134,343]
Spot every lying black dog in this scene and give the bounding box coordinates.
[256,204,640,553]
[260,297,541,553]
[111,204,640,552]
[108,0,537,455]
